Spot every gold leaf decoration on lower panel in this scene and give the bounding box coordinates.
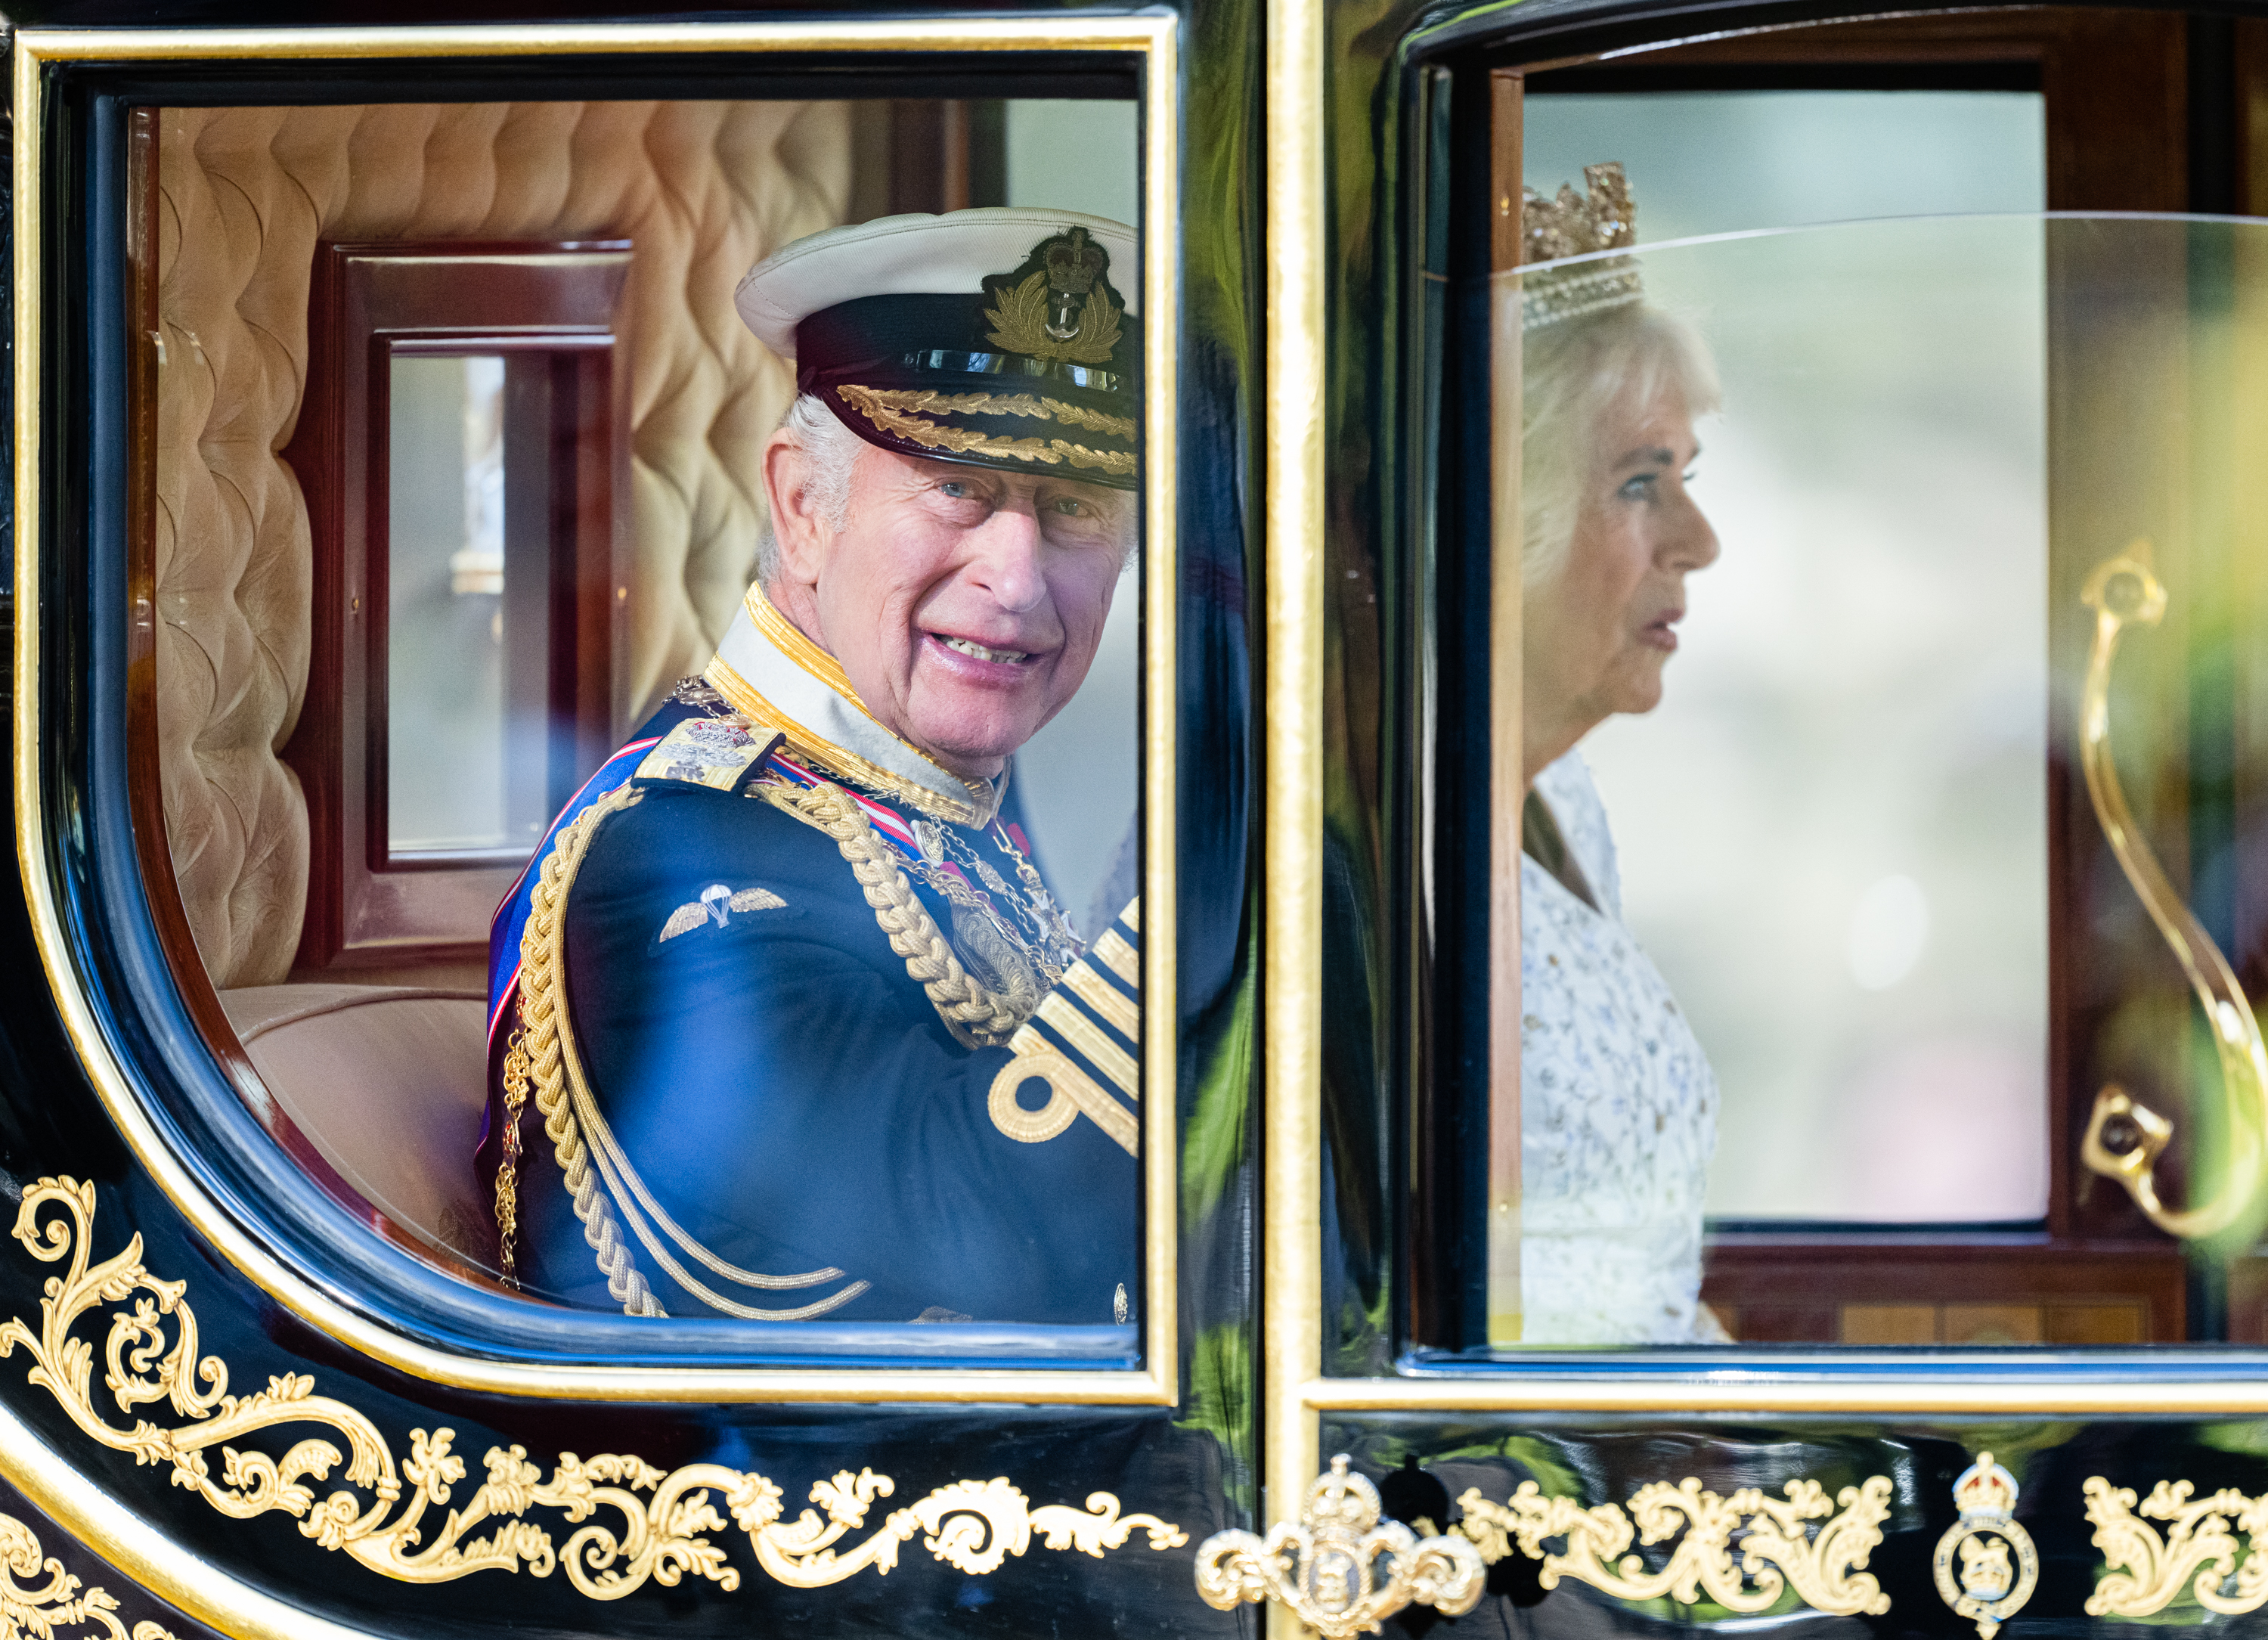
[0,1178,1185,1598]
[2084,1474,2268,1617]
[1455,1473,1895,1617]
[1194,1455,1485,1638]
[1934,1454,2035,1639]
[0,1506,176,1640]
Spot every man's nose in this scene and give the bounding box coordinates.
[966,503,1048,612]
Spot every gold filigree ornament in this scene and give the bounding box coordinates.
[1194,1456,1484,1638]
[0,1507,175,1640]
[1933,1454,2037,1639]
[2083,1474,2268,1617]
[0,1178,1185,1599]
[1455,1473,1895,1617]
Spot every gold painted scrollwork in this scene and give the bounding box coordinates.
[1194,1455,1485,1638]
[0,1508,175,1640]
[2084,1474,2268,1617]
[2076,542,2268,1239]
[0,1179,1185,1598]
[1455,1473,1895,1617]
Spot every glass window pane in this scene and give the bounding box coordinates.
[1498,206,2268,1344]
[1580,222,2051,1224]
[386,353,515,856]
[1523,89,2046,241]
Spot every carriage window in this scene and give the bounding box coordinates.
[1519,92,2050,1225]
[138,95,1152,1324]
[1479,119,2268,1346]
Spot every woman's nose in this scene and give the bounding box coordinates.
[967,505,1049,612]
[1664,490,1720,572]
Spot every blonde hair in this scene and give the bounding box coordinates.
[1520,304,1721,587]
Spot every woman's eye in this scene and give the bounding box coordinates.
[1619,473,1658,501]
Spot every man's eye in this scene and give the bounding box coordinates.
[1053,497,1088,517]
[939,480,970,499]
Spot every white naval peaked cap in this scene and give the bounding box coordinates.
[734,206,1139,361]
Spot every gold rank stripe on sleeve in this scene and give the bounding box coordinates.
[1059,960,1139,1040]
[1034,990,1138,1093]
[1093,929,1139,990]
[988,901,1142,1155]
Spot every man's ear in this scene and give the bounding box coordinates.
[760,429,834,588]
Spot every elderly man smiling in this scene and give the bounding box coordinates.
[476,210,1143,1324]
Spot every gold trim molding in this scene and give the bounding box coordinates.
[2084,1474,2268,1617]
[11,16,1179,1407]
[1455,1474,1894,1617]
[0,1179,1185,1598]
[0,1507,176,1640]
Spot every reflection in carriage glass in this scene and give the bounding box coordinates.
[1499,191,2268,1346]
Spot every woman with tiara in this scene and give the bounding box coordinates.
[1514,164,1730,1343]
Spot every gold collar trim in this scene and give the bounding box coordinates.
[745,581,863,704]
[706,586,999,826]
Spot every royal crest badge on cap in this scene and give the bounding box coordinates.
[736,207,1142,489]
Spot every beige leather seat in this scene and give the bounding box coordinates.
[218,985,497,1273]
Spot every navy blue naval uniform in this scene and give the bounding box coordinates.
[477,687,1139,1325]
[479,206,1151,1325]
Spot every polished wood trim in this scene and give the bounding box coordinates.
[1702,1236,2186,1344]
[891,99,974,212]
[1485,67,1524,1345]
[283,240,631,970]
[1540,9,2187,212]
[2241,19,2268,217]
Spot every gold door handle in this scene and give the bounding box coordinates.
[1194,1455,1486,1636]
[2076,543,2268,1239]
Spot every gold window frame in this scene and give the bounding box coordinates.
[10,15,1182,1407]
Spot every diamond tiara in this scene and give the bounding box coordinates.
[1520,161,1644,333]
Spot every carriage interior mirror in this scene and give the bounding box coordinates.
[129,92,1154,1328]
[1421,35,2268,1352]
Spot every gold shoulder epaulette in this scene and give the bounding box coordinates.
[634,715,784,795]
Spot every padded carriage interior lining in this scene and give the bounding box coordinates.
[156,100,853,987]
[219,984,494,1265]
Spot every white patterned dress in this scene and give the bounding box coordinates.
[1520,752,1723,1344]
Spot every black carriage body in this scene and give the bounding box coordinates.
[6,0,2268,1635]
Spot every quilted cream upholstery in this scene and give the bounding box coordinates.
[156,101,850,986]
